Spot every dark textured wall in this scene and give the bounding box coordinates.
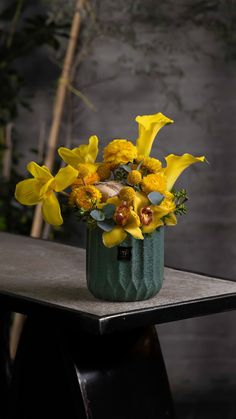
[12,0,236,409]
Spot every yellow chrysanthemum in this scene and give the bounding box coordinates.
[137,156,162,174]
[141,173,167,195]
[97,163,111,181]
[127,170,142,186]
[103,139,137,165]
[69,185,102,210]
[119,186,136,205]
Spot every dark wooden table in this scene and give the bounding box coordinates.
[1,232,236,419]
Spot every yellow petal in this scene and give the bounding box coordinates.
[102,226,127,248]
[39,178,55,199]
[142,211,164,234]
[136,113,173,157]
[124,210,144,240]
[165,154,206,191]
[27,162,53,181]
[58,147,82,168]
[58,136,99,168]
[15,179,42,205]
[165,213,177,226]
[86,135,99,163]
[106,196,122,206]
[73,135,99,163]
[133,191,149,214]
[41,193,63,226]
[54,165,78,192]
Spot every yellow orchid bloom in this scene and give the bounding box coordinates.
[164,154,206,191]
[58,135,99,168]
[102,196,143,248]
[136,113,174,157]
[15,162,78,225]
[133,190,174,233]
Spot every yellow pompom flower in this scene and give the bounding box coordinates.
[119,186,136,205]
[69,185,102,210]
[141,173,167,195]
[127,170,142,186]
[97,163,111,180]
[103,139,137,165]
[138,156,162,174]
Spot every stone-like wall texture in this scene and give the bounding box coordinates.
[17,0,236,279]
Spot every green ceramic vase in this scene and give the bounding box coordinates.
[86,227,164,302]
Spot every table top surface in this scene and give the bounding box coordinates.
[1,232,236,334]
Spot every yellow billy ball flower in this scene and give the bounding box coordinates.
[69,185,102,210]
[141,173,167,195]
[119,186,136,205]
[103,139,137,165]
[97,163,111,181]
[127,170,142,185]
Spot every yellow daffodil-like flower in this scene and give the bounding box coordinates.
[164,154,206,191]
[58,135,99,168]
[127,170,142,186]
[103,139,137,165]
[119,186,136,205]
[136,113,173,157]
[15,162,78,225]
[141,172,167,195]
[69,185,102,210]
[102,196,143,248]
[137,156,162,174]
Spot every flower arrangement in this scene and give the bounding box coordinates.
[15,113,205,247]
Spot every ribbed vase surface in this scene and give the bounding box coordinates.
[86,227,164,302]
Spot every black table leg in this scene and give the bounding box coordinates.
[0,311,11,419]
[9,316,174,419]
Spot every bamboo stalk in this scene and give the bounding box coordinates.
[30,0,86,238]
[10,0,87,360]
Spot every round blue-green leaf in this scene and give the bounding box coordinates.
[103,204,116,219]
[97,220,115,232]
[148,192,164,205]
[90,209,105,221]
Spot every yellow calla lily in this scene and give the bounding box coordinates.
[58,135,99,168]
[164,154,206,191]
[102,196,144,248]
[136,113,174,157]
[15,162,78,225]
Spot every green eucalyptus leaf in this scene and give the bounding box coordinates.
[148,192,164,205]
[103,204,116,219]
[120,164,132,172]
[97,219,115,232]
[90,209,105,221]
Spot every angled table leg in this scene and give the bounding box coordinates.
[0,311,11,419]
[9,316,174,419]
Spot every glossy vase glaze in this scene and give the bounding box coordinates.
[86,227,164,302]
